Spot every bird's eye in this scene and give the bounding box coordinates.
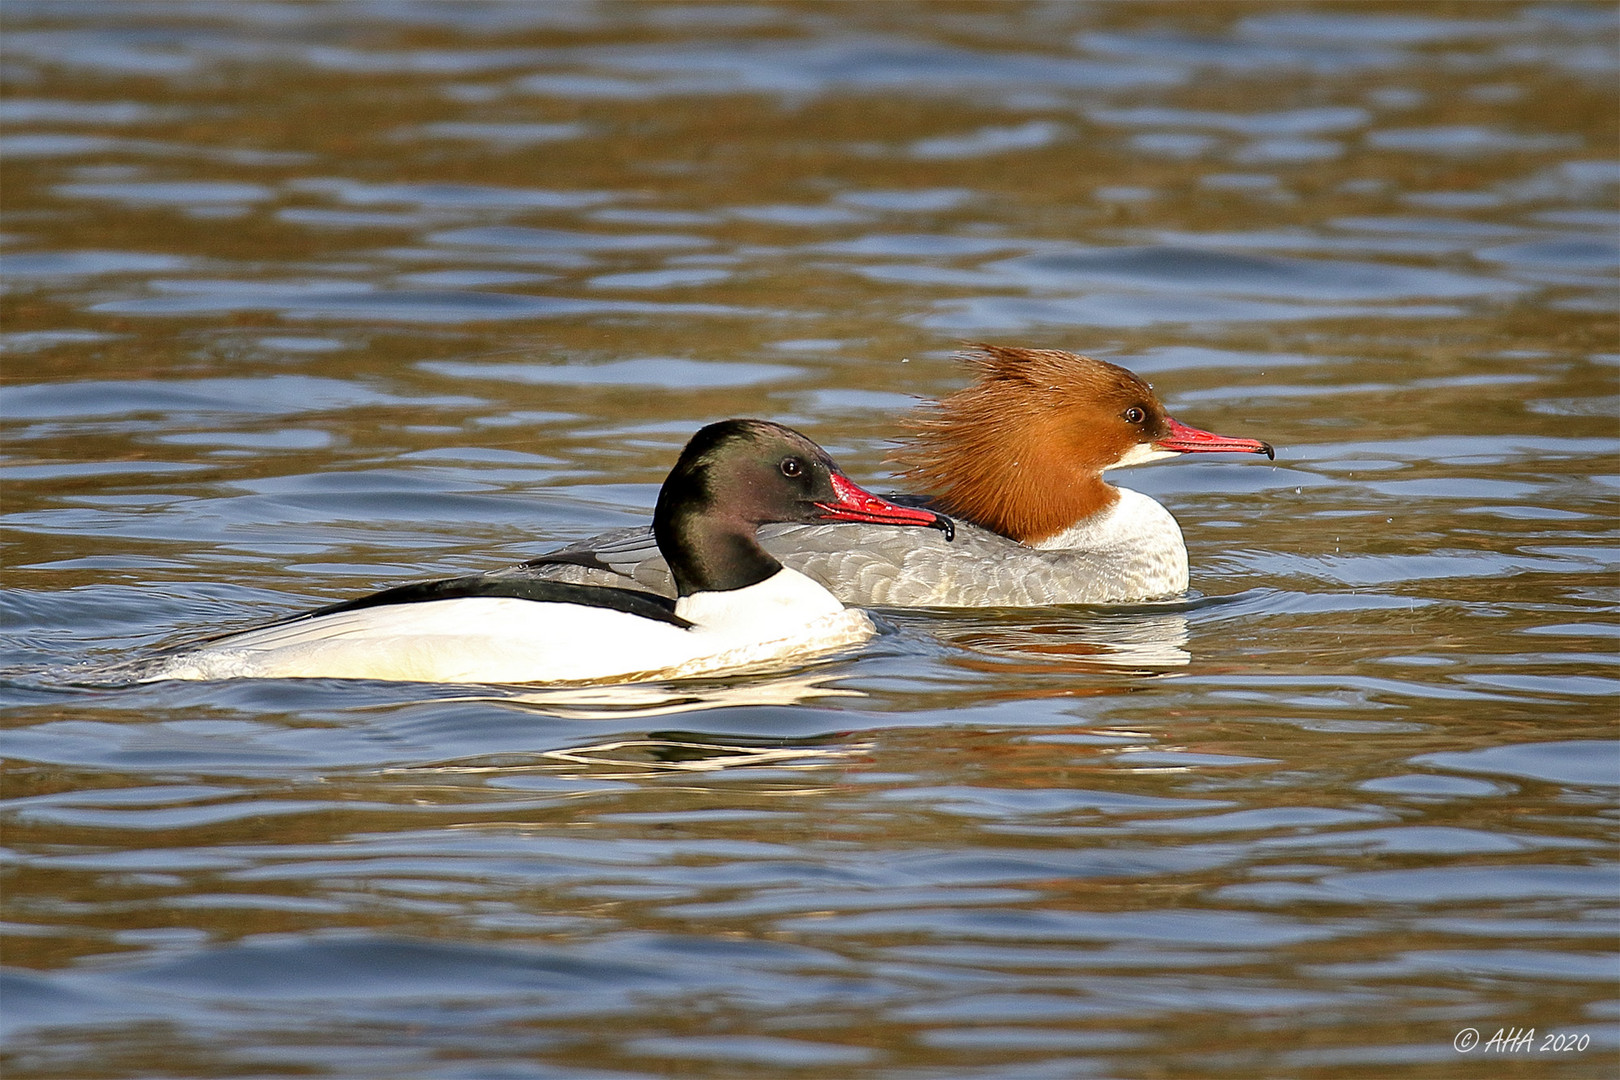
[780,457,804,478]
[1123,406,1146,425]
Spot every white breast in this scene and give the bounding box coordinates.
[146,569,874,685]
[670,568,874,677]
[1029,486,1189,597]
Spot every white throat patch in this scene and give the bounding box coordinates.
[1105,442,1180,470]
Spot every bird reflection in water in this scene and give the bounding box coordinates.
[388,671,869,778]
[391,732,869,780]
[926,606,1192,675]
[437,669,862,719]
[538,731,870,775]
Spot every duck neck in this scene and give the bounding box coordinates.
[654,504,781,597]
[930,454,1120,545]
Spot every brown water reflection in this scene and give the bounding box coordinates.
[3,2,1617,1078]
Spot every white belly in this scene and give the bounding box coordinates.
[146,570,874,685]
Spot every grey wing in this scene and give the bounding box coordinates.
[499,519,1138,609]
[762,522,1132,607]
[498,525,676,597]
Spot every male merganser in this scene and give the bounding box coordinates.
[143,420,953,685]
[521,345,1272,606]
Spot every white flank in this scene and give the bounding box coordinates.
[147,569,873,685]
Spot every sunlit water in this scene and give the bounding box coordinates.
[2,3,1617,1077]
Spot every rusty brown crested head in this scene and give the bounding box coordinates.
[892,344,1270,545]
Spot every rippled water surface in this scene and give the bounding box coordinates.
[3,3,1617,1077]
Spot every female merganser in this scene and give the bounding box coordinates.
[522,345,1272,607]
[143,420,953,685]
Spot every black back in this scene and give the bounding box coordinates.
[292,575,690,627]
